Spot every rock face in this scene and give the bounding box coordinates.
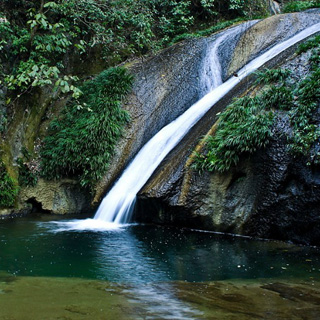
[19,179,92,215]
[3,6,320,244]
[93,23,253,203]
[228,10,320,77]
[95,9,320,202]
[137,10,320,245]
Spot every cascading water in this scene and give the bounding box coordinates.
[199,25,235,94]
[61,21,320,230]
[93,23,253,225]
[94,21,320,226]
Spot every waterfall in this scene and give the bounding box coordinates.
[93,22,320,226]
[93,23,250,224]
[199,25,240,95]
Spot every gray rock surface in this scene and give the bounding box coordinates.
[137,10,320,245]
[19,178,92,215]
[93,22,254,203]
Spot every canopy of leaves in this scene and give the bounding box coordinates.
[0,0,264,109]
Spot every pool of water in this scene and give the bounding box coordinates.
[1,215,320,319]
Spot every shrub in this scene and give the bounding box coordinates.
[283,0,320,13]
[290,69,320,163]
[40,67,133,188]
[254,68,292,85]
[192,96,274,172]
[193,40,320,174]
[296,35,320,54]
[0,161,18,208]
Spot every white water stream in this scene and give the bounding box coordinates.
[94,23,250,225]
[62,21,320,231]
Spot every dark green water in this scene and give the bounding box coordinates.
[1,215,319,282]
[1,215,320,320]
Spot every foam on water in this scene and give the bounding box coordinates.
[48,219,126,232]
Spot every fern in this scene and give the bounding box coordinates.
[193,96,274,173]
[40,67,133,188]
[193,43,320,173]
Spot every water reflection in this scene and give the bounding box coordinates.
[0,218,319,282]
[54,221,204,318]
[122,283,204,319]
[1,218,320,319]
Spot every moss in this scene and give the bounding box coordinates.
[0,160,18,208]
[0,86,55,185]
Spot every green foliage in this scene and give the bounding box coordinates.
[40,67,133,188]
[1,0,263,104]
[193,38,320,173]
[255,69,294,111]
[296,35,320,54]
[170,18,244,45]
[283,0,320,13]
[229,0,245,15]
[228,0,270,17]
[17,148,40,187]
[0,161,18,208]
[0,2,82,100]
[192,96,274,172]
[289,36,320,164]
[290,69,320,163]
[309,49,320,70]
[260,86,294,110]
[56,0,158,64]
[255,68,292,85]
[296,35,320,72]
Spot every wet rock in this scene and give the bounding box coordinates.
[228,10,320,77]
[93,24,253,203]
[138,10,320,245]
[19,178,92,215]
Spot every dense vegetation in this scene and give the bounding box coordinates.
[0,0,273,195]
[193,35,320,173]
[0,161,18,208]
[283,0,320,13]
[0,0,267,102]
[41,67,133,188]
[0,0,320,206]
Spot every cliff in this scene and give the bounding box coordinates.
[1,6,320,246]
[137,10,320,245]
